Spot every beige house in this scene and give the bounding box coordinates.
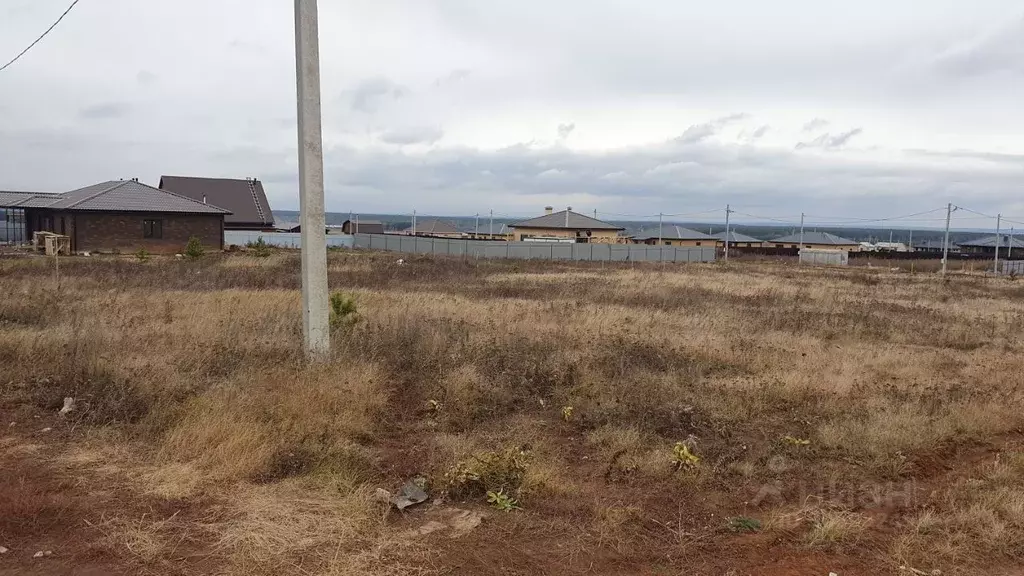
[712,230,764,248]
[510,207,625,243]
[770,231,860,252]
[633,225,714,247]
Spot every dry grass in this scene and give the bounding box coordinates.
[1,251,1023,574]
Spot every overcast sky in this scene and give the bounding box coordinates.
[2,0,1023,226]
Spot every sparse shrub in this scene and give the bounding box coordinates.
[445,446,529,500]
[728,516,762,533]
[135,247,150,262]
[671,442,700,470]
[329,292,360,330]
[247,237,271,257]
[487,490,521,512]
[184,236,204,259]
[805,508,870,548]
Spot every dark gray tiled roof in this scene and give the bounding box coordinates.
[959,235,1024,248]
[511,210,623,230]
[0,191,60,207]
[7,181,230,214]
[770,231,858,245]
[712,230,763,243]
[634,225,713,241]
[159,176,273,226]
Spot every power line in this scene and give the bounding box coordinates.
[0,0,83,74]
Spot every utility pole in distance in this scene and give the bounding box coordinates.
[724,204,731,262]
[294,0,329,359]
[475,213,479,235]
[489,209,493,236]
[941,203,954,276]
[798,212,805,257]
[658,213,663,245]
[994,213,1001,274]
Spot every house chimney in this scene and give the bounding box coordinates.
[203,195,207,204]
[544,206,553,215]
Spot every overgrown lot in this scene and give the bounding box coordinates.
[1,251,1022,575]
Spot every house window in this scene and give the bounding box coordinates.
[143,219,163,239]
[665,241,672,246]
[695,241,701,246]
[791,244,798,248]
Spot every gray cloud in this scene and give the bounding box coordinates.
[378,126,444,145]
[802,118,829,132]
[796,128,863,150]
[557,122,575,139]
[78,102,132,120]
[341,77,409,113]
[674,113,748,144]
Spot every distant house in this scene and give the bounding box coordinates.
[712,230,764,248]
[341,219,384,235]
[402,219,462,237]
[770,231,860,252]
[159,176,274,231]
[633,226,714,247]
[466,224,512,241]
[0,180,229,253]
[914,240,959,254]
[510,207,625,243]
[959,235,1024,256]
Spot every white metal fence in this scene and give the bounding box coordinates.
[224,231,355,249]
[1001,260,1024,275]
[799,248,849,266]
[352,234,716,263]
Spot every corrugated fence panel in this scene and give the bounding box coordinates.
[347,234,716,264]
[1002,260,1024,275]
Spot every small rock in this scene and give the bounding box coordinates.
[0,546,8,554]
[33,551,44,558]
[58,397,75,416]
[40,427,52,433]
[829,573,838,576]
[392,479,429,510]
[44,551,52,556]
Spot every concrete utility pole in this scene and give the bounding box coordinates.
[994,213,1001,274]
[942,203,953,276]
[489,209,493,236]
[909,229,913,251]
[1009,227,1015,260]
[724,204,731,262]
[799,212,805,252]
[474,213,479,235]
[593,209,598,219]
[658,213,663,245]
[412,210,417,235]
[294,0,329,359]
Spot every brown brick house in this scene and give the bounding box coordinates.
[1,180,230,254]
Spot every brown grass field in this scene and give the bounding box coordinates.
[1,250,1023,576]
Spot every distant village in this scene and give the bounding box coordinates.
[2,179,1021,259]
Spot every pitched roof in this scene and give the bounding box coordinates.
[406,219,460,235]
[0,191,62,207]
[159,176,273,226]
[712,230,763,243]
[634,225,713,241]
[771,231,858,245]
[511,209,624,231]
[959,235,1024,249]
[3,181,230,214]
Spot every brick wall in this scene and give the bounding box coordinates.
[63,212,223,254]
